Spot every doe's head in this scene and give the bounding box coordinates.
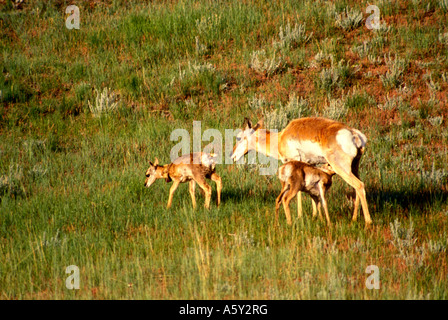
[230,117,264,162]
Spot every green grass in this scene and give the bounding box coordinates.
[1,0,448,299]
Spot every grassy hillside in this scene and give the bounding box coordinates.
[1,0,447,299]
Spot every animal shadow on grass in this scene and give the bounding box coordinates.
[367,186,448,219]
[221,185,279,205]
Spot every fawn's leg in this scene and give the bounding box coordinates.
[282,184,300,225]
[189,180,197,209]
[297,191,303,219]
[275,181,287,223]
[311,198,318,218]
[311,195,323,220]
[195,176,212,209]
[318,183,331,225]
[167,180,180,209]
[210,172,222,207]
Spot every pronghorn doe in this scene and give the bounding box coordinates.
[275,161,335,225]
[231,117,372,226]
[144,152,222,209]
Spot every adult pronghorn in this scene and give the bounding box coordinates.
[230,117,372,226]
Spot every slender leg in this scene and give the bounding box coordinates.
[282,184,300,225]
[195,176,212,209]
[275,181,287,223]
[312,199,318,218]
[189,180,197,209]
[210,172,222,207]
[353,193,360,221]
[351,154,361,221]
[318,183,331,225]
[317,202,323,220]
[297,191,302,219]
[167,180,180,209]
[282,194,293,226]
[327,156,372,225]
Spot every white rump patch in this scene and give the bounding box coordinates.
[351,129,367,149]
[279,164,293,182]
[336,129,358,158]
[201,153,217,170]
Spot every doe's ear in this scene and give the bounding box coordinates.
[154,158,159,166]
[243,117,252,129]
[253,118,264,131]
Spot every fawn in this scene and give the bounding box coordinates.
[275,161,335,225]
[144,152,222,209]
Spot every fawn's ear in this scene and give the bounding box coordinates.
[163,166,172,183]
[154,158,159,166]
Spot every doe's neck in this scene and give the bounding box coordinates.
[255,129,282,160]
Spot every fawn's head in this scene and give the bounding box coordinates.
[144,158,169,187]
[319,163,336,177]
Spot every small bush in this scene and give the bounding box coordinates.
[428,115,443,127]
[424,73,441,92]
[312,51,335,68]
[323,96,347,120]
[378,94,405,112]
[273,21,313,50]
[88,87,119,118]
[249,50,286,77]
[381,54,407,89]
[262,93,310,129]
[248,95,269,110]
[170,61,226,97]
[317,59,357,93]
[335,7,363,31]
[421,162,448,186]
[390,219,417,254]
[345,91,375,111]
[0,164,24,197]
[351,41,371,58]
[439,0,448,12]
